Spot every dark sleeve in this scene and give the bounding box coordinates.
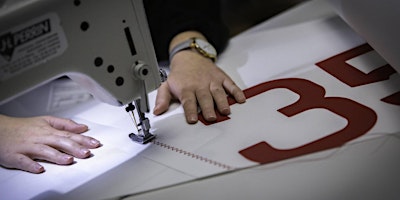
[143,0,230,62]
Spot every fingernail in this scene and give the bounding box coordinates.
[63,155,73,163]
[188,116,198,124]
[239,94,246,102]
[77,124,89,131]
[153,105,164,115]
[153,107,160,115]
[221,108,230,115]
[90,139,100,146]
[77,123,87,127]
[33,163,44,173]
[81,149,90,157]
[207,115,217,121]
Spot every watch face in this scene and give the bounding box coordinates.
[194,38,217,56]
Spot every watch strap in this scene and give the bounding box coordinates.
[169,39,192,62]
[169,38,216,62]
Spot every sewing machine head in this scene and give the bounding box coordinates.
[0,0,161,143]
[0,0,161,111]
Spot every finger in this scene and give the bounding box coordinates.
[196,89,216,122]
[39,134,92,159]
[53,130,101,149]
[45,116,88,134]
[28,144,77,165]
[153,82,173,115]
[210,83,230,115]
[5,154,45,174]
[180,91,199,124]
[223,79,246,103]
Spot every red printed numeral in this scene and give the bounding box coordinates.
[238,78,376,164]
[317,43,399,105]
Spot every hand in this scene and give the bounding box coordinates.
[0,115,101,173]
[153,50,246,124]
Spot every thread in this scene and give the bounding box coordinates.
[152,140,235,170]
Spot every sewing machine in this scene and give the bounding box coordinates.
[0,0,162,143]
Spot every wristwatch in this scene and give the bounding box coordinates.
[169,37,217,62]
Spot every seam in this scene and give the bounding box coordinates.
[152,140,235,170]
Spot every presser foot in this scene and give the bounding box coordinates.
[125,101,155,144]
[129,131,156,144]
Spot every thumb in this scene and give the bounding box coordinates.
[153,82,172,115]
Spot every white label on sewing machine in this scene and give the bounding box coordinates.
[0,13,67,81]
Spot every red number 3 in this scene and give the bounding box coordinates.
[238,78,377,164]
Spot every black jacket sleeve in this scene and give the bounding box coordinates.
[143,0,230,62]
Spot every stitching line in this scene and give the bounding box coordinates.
[152,140,235,170]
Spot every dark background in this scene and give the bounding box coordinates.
[220,0,306,36]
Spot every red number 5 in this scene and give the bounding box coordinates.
[317,43,399,105]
